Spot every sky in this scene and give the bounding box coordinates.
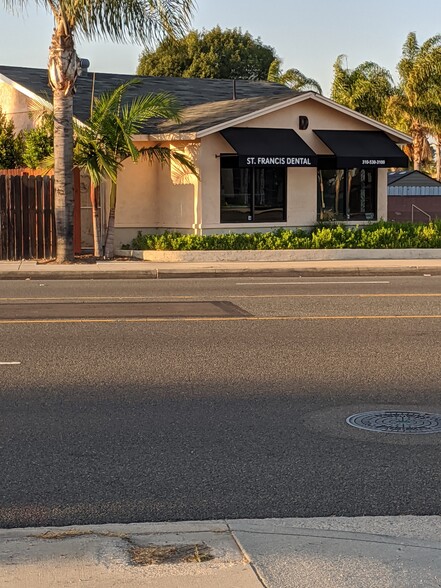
[0,0,440,95]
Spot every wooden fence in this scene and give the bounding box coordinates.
[0,172,56,260]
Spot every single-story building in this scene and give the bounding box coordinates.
[388,170,441,222]
[0,65,411,250]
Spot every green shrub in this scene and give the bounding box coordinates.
[123,221,441,251]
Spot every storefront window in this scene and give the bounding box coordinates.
[221,157,286,223]
[317,168,377,221]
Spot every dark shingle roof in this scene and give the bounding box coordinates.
[0,65,297,135]
[388,170,441,187]
[154,94,299,134]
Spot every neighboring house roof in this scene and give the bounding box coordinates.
[0,65,412,143]
[388,170,441,187]
[388,171,441,196]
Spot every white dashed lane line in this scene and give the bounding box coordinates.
[236,281,391,286]
[0,362,21,365]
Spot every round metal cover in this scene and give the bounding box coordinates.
[346,411,441,435]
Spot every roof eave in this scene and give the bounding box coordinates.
[133,132,198,142]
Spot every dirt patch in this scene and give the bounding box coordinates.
[129,543,215,566]
[36,255,142,265]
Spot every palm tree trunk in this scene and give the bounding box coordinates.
[412,124,425,171]
[48,26,80,262]
[53,89,74,262]
[436,135,441,182]
[104,182,117,258]
[90,182,101,257]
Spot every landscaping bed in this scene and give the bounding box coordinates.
[123,222,441,251]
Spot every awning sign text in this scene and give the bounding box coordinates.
[241,156,314,167]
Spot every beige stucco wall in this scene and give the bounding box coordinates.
[112,140,200,248]
[377,168,388,220]
[197,98,395,232]
[156,141,200,230]
[0,81,33,131]
[239,99,375,154]
[114,142,160,230]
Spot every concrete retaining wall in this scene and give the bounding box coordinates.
[116,249,441,263]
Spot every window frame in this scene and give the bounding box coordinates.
[220,155,287,224]
[317,167,378,222]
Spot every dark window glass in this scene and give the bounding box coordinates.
[318,169,345,221]
[254,168,285,222]
[221,166,252,222]
[317,168,377,221]
[348,168,376,220]
[221,157,286,223]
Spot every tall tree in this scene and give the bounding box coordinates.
[267,58,322,94]
[426,106,441,181]
[3,0,194,262]
[331,55,395,121]
[392,33,441,171]
[138,27,276,80]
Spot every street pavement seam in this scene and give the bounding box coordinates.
[226,522,268,588]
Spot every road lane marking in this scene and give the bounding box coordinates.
[236,281,391,285]
[2,315,441,325]
[4,292,441,303]
[0,361,21,365]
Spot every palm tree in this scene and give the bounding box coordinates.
[392,33,441,171]
[331,55,395,121]
[267,58,322,94]
[73,114,119,257]
[75,80,197,258]
[3,1,194,262]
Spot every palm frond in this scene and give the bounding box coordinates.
[90,79,142,124]
[267,59,283,83]
[3,1,195,44]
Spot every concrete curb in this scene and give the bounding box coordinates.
[0,266,440,280]
[0,270,158,280]
[117,248,441,262]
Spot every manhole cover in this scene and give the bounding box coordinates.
[346,411,441,434]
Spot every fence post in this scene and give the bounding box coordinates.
[0,176,7,260]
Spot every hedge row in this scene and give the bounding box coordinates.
[124,221,441,251]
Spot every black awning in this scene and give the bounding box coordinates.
[314,130,408,169]
[220,127,317,167]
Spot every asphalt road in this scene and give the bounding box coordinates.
[1,276,441,528]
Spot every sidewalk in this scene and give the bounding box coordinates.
[1,258,441,279]
[1,516,441,587]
